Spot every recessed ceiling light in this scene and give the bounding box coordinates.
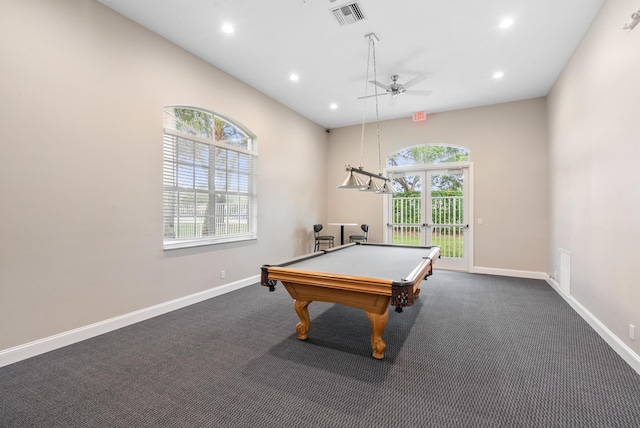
[221,23,234,34]
[499,18,514,29]
[493,71,504,79]
[330,103,338,110]
[289,73,300,82]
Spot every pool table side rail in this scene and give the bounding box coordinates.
[261,245,440,310]
[260,250,328,291]
[262,266,397,295]
[391,246,439,309]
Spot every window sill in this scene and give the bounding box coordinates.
[163,235,257,250]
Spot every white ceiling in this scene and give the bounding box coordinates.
[97,0,604,129]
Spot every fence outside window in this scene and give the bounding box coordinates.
[392,196,464,258]
[166,201,250,239]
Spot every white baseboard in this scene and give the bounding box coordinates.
[546,275,640,376]
[0,275,260,368]
[468,266,639,375]
[4,272,639,378]
[472,266,548,280]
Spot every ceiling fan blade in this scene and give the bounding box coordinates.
[404,90,433,96]
[356,93,390,100]
[368,80,391,91]
[402,74,428,89]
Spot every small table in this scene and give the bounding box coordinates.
[327,222,357,245]
[261,243,440,359]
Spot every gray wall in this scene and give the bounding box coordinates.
[326,98,549,273]
[547,0,640,356]
[0,0,328,351]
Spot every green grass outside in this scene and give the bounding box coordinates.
[392,234,464,258]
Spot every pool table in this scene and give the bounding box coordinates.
[260,242,440,359]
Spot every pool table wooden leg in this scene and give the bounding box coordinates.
[366,309,389,359]
[293,299,311,340]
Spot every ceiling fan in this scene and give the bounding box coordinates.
[358,74,433,101]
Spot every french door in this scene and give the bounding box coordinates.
[386,166,471,271]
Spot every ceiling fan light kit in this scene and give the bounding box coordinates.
[359,73,433,101]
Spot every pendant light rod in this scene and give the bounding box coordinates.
[337,32,394,194]
[344,165,390,182]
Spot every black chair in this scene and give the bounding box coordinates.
[349,224,369,243]
[313,224,334,251]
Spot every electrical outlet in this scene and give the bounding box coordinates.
[630,324,635,341]
[221,270,225,279]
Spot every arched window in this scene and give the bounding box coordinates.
[162,106,257,250]
[387,144,469,167]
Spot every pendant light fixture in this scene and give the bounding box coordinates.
[337,33,394,194]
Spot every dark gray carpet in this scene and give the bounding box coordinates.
[1,271,639,427]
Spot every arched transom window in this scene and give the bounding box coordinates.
[387,144,469,167]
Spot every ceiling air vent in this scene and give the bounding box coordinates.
[331,2,365,26]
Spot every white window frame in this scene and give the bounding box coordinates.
[162,106,257,250]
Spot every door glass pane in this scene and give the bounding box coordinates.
[391,175,422,246]
[430,172,464,258]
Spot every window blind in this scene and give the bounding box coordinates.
[162,107,257,250]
